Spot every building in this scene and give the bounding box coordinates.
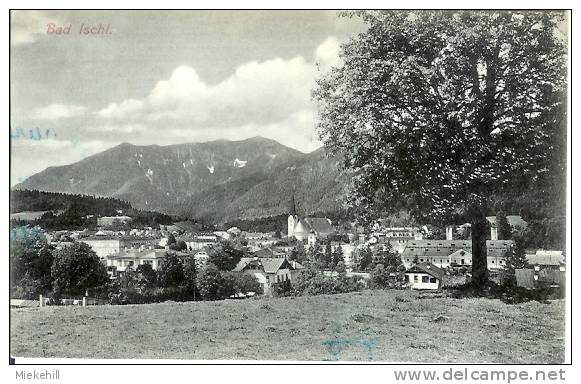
[369,224,424,253]
[400,239,513,269]
[104,249,189,278]
[253,248,279,258]
[79,236,121,258]
[79,235,160,259]
[486,215,528,240]
[97,215,132,227]
[447,249,472,268]
[487,240,515,270]
[289,260,305,281]
[288,216,335,244]
[287,195,335,244]
[525,250,565,271]
[105,249,163,277]
[120,236,158,250]
[405,263,445,290]
[178,233,218,251]
[233,257,294,295]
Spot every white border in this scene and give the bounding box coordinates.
[2,2,576,383]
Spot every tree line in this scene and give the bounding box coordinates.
[11,189,176,230]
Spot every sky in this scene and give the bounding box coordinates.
[10,10,366,185]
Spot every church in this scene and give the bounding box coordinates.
[287,195,335,245]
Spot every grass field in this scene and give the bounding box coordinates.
[10,290,565,362]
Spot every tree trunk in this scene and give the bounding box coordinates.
[470,203,489,289]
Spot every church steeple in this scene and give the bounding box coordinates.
[290,193,297,216]
[288,192,298,238]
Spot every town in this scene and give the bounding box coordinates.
[10,194,565,306]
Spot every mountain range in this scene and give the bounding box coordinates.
[13,137,348,223]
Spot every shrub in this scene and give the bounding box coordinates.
[234,273,263,295]
[51,242,109,298]
[156,253,185,287]
[108,285,193,305]
[272,280,292,297]
[196,263,236,300]
[293,268,363,296]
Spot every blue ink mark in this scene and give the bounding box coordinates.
[10,127,54,141]
[10,226,43,241]
[358,337,378,361]
[322,339,353,361]
[322,336,378,361]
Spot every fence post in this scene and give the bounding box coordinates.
[39,294,44,307]
[82,297,86,307]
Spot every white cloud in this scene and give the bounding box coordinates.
[11,10,59,46]
[98,99,145,120]
[87,122,148,134]
[11,36,342,183]
[91,37,340,151]
[315,36,341,72]
[33,103,86,120]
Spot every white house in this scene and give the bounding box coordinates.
[79,236,121,258]
[97,215,132,227]
[233,257,294,295]
[405,263,445,290]
[104,249,189,278]
[400,239,513,269]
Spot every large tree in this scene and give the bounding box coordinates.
[313,10,567,288]
[496,210,512,240]
[156,253,186,287]
[51,242,109,297]
[208,240,244,271]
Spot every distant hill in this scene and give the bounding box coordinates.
[10,189,175,230]
[10,189,131,215]
[13,137,349,223]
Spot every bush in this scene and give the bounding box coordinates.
[196,263,236,300]
[156,253,185,287]
[234,273,263,295]
[169,240,187,251]
[51,242,109,297]
[108,286,193,305]
[272,280,292,297]
[208,241,244,271]
[293,268,364,296]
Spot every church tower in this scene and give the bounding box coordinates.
[287,193,298,238]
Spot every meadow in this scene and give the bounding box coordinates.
[10,289,565,362]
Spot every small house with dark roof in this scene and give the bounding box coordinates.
[525,250,565,270]
[405,263,446,290]
[253,248,276,258]
[233,257,294,294]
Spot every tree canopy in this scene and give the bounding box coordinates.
[314,10,566,222]
[313,10,567,286]
[51,242,109,297]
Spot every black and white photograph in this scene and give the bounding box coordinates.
[8,6,571,369]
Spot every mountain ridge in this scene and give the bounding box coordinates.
[13,136,344,223]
